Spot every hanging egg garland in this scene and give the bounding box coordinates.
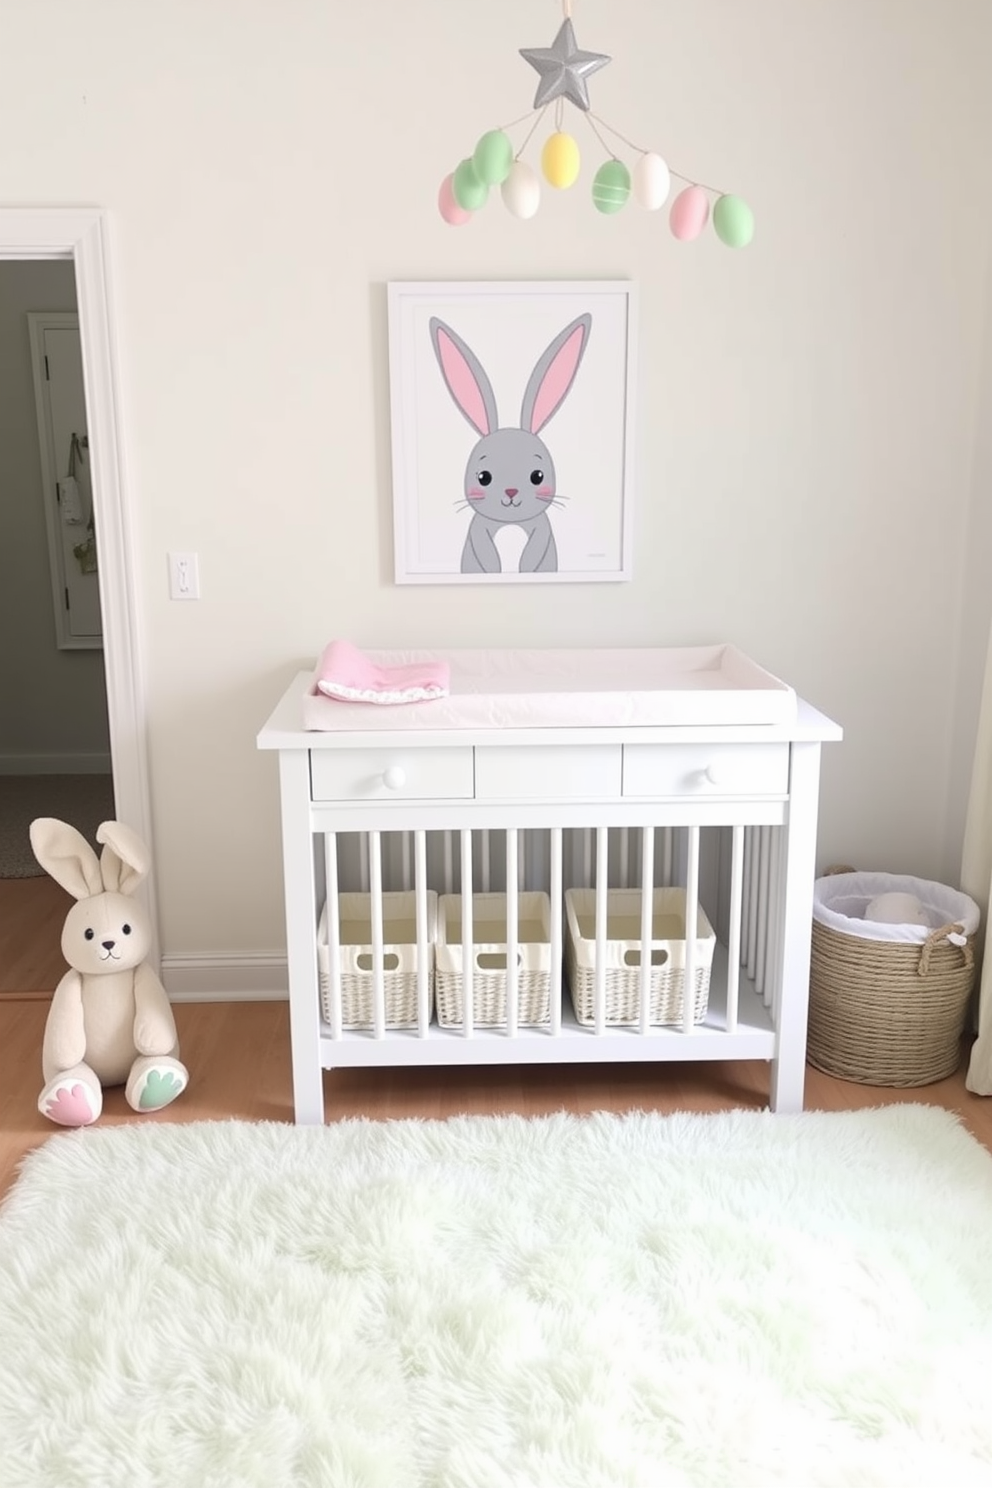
[669,184,710,241]
[592,159,630,214]
[473,129,514,186]
[438,174,473,227]
[436,7,754,248]
[542,131,581,189]
[713,193,755,248]
[502,160,541,219]
[633,152,670,211]
[452,157,489,212]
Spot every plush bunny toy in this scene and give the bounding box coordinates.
[29,817,188,1127]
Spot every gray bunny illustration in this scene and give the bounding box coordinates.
[429,312,592,575]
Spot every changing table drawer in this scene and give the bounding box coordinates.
[622,743,789,798]
[475,744,622,800]
[310,747,474,802]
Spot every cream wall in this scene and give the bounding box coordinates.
[0,261,110,765]
[1,0,990,965]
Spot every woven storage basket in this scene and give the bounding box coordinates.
[436,892,552,1027]
[317,891,436,1029]
[807,870,979,1087]
[564,887,716,1027]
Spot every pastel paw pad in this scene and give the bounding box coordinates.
[138,1069,186,1110]
[44,1083,98,1127]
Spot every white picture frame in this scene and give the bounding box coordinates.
[387,279,636,584]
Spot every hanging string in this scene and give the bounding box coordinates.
[587,111,728,195]
[512,105,550,161]
[583,112,618,161]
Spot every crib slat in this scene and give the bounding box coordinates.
[682,826,700,1035]
[761,833,773,1005]
[369,831,385,1040]
[639,826,655,1036]
[324,833,341,1040]
[726,826,744,1033]
[741,827,752,970]
[550,828,563,1037]
[414,830,429,1038]
[768,828,783,1023]
[460,829,474,1037]
[506,828,519,1039]
[594,826,608,1035]
[746,828,759,982]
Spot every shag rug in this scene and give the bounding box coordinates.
[2,1107,992,1488]
[0,773,115,878]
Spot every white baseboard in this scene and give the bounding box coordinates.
[0,753,112,775]
[162,953,289,1003]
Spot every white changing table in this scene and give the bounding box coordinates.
[257,648,842,1124]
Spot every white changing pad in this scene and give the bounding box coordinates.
[300,645,797,732]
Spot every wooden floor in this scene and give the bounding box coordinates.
[2,994,992,1203]
[3,875,991,1204]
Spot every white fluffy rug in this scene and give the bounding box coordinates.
[2,1107,992,1487]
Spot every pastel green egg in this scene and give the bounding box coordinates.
[453,158,489,212]
[473,130,513,186]
[713,194,755,248]
[592,160,631,215]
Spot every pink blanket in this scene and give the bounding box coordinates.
[314,641,450,705]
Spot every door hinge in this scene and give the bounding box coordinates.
[45,355,50,381]
[64,587,70,610]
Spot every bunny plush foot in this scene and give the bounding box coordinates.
[125,1055,189,1113]
[39,1074,102,1127]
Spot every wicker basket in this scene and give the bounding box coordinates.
[564,887,716,1027]
[317,891,436,1029]
[435,892,552,1027]
[807,871,978,1087]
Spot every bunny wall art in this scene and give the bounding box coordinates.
[429,312,591,575]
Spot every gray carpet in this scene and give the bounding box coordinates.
[0,774,116,878]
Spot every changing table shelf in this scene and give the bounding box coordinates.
[258,651,842,1123]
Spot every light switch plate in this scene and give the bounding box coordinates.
[168,552,200,600]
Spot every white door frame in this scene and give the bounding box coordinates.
[0,208,158,964]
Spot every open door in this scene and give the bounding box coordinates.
[28,312,102,648]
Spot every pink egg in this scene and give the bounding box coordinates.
[669,185,710,242]
[438,174,472,226]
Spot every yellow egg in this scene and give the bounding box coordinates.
[541,132,581,190]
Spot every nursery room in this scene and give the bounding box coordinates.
[3,0,992,1483]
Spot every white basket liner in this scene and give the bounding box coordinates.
[813,872,979,947]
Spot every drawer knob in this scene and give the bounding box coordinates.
[703,764,725,787]
[382,766,407,791]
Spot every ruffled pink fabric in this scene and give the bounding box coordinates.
[314,641,449,705]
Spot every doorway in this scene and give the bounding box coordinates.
[0,209,156,993]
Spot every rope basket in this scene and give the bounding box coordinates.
[807,870,979,1087]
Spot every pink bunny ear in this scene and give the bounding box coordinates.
[429,317,499,436]
[521,314,592,434]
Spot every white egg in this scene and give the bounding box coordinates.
[501,160,541,220]
[633,152,671,211]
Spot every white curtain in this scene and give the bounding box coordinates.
[964,623,992,1093]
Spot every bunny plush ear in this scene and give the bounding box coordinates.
[521,313,592,435]
[429,317,499,436]
[29,818,103,900]
[96,820,150,897]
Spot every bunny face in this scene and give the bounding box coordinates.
[464,428,557,524]
[61,892,151,976]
